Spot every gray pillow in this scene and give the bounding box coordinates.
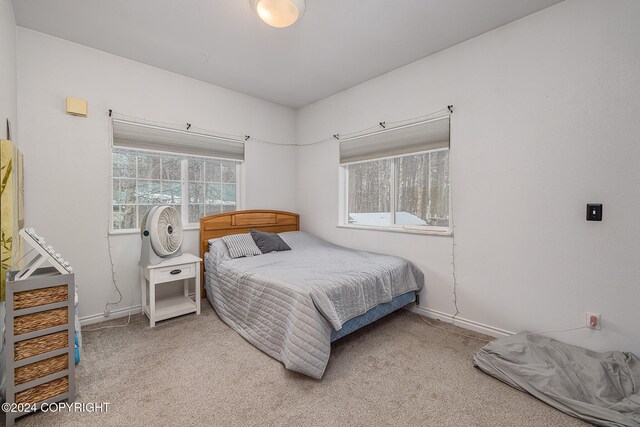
[250,230,291,254]
[222,233,263,259]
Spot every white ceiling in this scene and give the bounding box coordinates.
[13,0,564,108]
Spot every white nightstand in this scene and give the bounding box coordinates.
[140,253,202,327]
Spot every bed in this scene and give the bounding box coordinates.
[199,210,424,379]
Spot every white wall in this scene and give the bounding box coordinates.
[15,0,640,354]
[16,28,297,321]
[1,0,17,140]
[296,0,640,354]
[0,0,17,400]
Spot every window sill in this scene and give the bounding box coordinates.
[109,226,200,236]
[336,224,452,237]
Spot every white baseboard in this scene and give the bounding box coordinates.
[79,292,198,326]
[406,305,514,338]
[79,304,141,326]
[80,300,510,338]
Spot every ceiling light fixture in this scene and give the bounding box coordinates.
[250,0,305,28]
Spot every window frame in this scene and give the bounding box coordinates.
[109,146,243,234]
[338,147,452,236]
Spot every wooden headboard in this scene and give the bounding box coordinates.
[199,210,299,298]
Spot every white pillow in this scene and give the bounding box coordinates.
[222,234,262,259]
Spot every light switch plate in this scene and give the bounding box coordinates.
[586,203,602,221]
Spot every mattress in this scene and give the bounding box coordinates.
[205,231,424,379]
[330,290,416,341]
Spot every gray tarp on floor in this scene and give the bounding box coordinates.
[473,332,640,427]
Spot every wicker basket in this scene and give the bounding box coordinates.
[14,330,69,361]
[13,285,68,310]
[14,354,68,385]
[15,376,68,404]
[14,308,68,336]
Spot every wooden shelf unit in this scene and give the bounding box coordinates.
[4,268,76,427]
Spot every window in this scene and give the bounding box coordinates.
[111,119,244,231]
[186,157,238,223]
[345,150,449,229]
[340,116,450,232]
[112,148,240,230]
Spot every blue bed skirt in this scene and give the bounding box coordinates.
[330,291,417,342]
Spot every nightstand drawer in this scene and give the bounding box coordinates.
[153,263,196,283]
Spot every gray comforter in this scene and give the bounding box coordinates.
[474,332,640,426]
[205,231,424,379]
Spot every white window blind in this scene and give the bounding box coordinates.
[339,116,449,164]
[112,119,245,161]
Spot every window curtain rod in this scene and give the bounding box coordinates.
[337,114,451,144]
[107,105,453,148]
[110,118,246,144]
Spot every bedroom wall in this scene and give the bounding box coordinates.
[296,0,640,354]
[16,28,297,322]
[0,0,17,141]
[0,0,17,401]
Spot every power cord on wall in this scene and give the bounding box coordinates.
[448,115,461,323]
[527,326,589,335]
[83,231,134,332]
[450,223,460,322]
[426,124,588,342]
[420,315,591,345]
[83,291,134,331]
[88,120,137,333]
[104,232,123,314]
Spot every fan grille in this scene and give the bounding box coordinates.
[147,206,183,256]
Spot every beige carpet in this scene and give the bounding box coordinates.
[15,303,587,427]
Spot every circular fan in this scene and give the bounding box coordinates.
[142,206,183,257]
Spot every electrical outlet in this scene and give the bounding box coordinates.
[586,312,601,330]
[104,309,111,318]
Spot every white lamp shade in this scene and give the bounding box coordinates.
[250,0,305,28]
